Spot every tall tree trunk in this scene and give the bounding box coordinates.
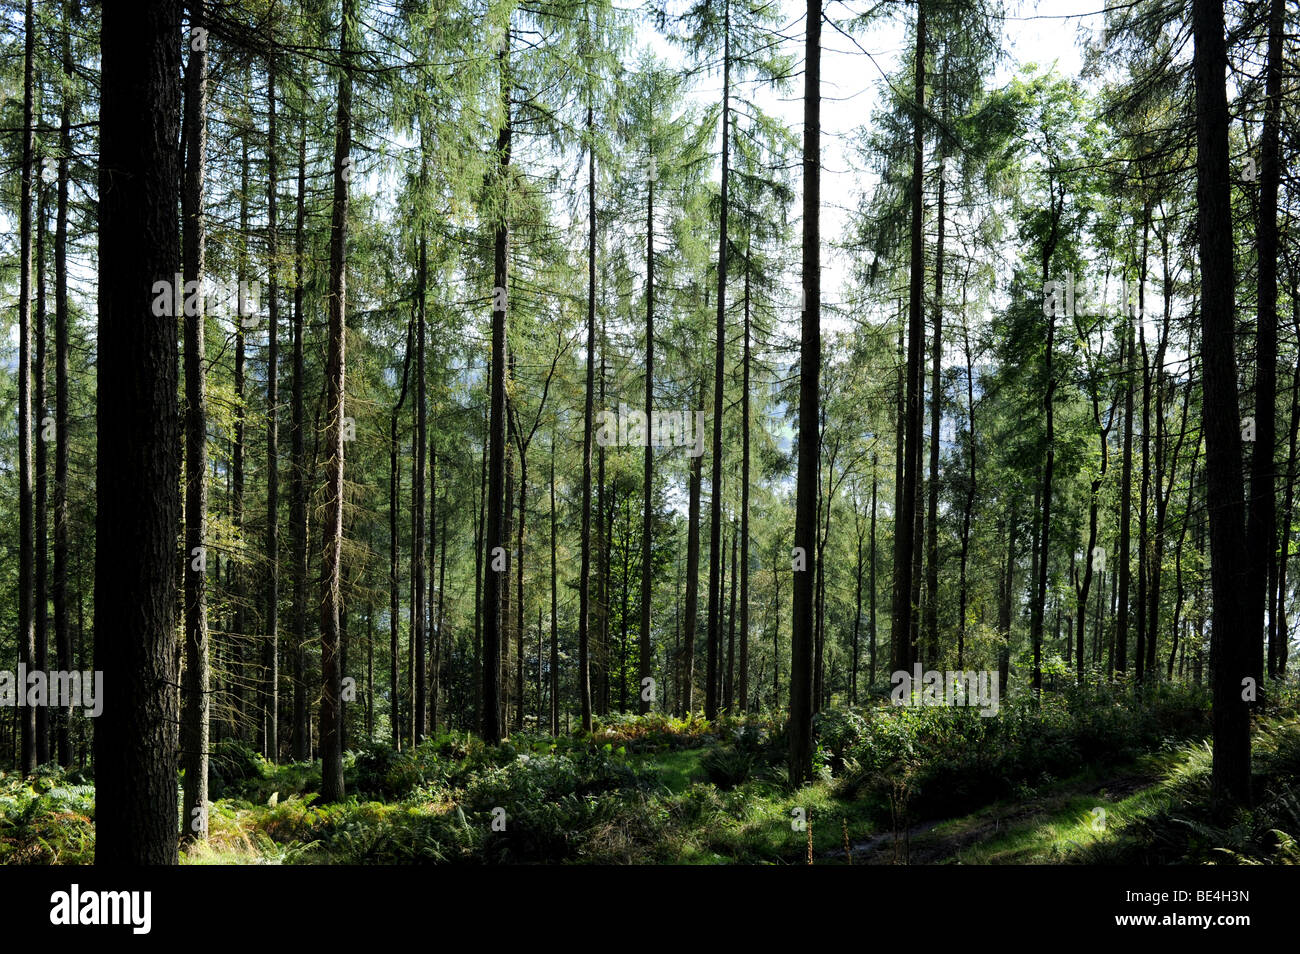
[869,463,878,684]
[1136,315,1150,683]
[706,0,732,722]
[1031,195,1060,699]
[17,0,36,776]
[264,44,280,761]
[1193,0,1252,808]
[35,159,49,766]
[290,134,310,762]
[958,283,976,670]
[181,0,210,840]
[95,0,181,862]
[389,319,413,748]
[925,102,945,669]
[482,29,511,742]
[1116,306,1135,676]
[682,383,704,715]
[319,0,356,801]
[576,98,596,733]
[515,428,527,731]
[739,255,752,711]
[998,500,1018,693]
[414,230,428,742]
[789,0,820,784]
[1275,273,1300,678]
[53,0,73,767]
[550,437,560,732]
[1247,0,1283,695]
[893,1,926,677]
[639,157,656,715]
[726,522,738,709]
[233,141,249,739]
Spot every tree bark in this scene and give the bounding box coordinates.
[319,0,356,801]
[94,0,182,862]
[788,0,820,785]
[1192,0,1252,808]
[181,0,210,841]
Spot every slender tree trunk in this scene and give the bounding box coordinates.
[739,255,752,711]
[389,320,413,748]
[682,385,703,715]
[482,29,511,742]
[232,142,249,739]
[892,1,926,677]
[789,0,820,784]
[264,46,280,761]
[515,433,527,731]
[414,230,427,742]
[706,1,732,722]
[290,134,310,762]
[1117,307,1135,677]
[319,0,356,801]
[1247,0,1283,695]
[550,438,560,732]
[639,159,656,715]
[53,0,73,767]
[576,97,596,732]
[726,523,738,710]
[958,286,976,670]
[925,106,945,669]
[1031,201,1060,699]
[181,0,210,840]
[17,0,36,776]
[870,464,878,684]
[35,159,49,766]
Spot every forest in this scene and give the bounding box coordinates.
[0,0,1298,870]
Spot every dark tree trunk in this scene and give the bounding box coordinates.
[1116,308,1135,676]
[550,438,560,733]
[414,230,427,742]
[94,0,182,862]
[319,0,356,802]
[705,0,733,722]
[53,0,73,767]
[482,30,511,742]
[739,256,752,711]
[18,0,36,777]
[639,160,656,715]
[264,47,280,761]
[35,159,49,766]
[788,0,820,785]
[892,2,926,677]
[682,384,704,716]
[1247,0,1283,695]
[576,98,596,732]
[1193,0,1252,808]
[290,134,310,762]
[181,0,210,840]
[390,313,414,749]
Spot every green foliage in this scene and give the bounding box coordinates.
[0,766,96,864]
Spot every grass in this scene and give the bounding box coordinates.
[8,684,1296,865]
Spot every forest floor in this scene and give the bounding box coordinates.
[3,684,1299,864]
